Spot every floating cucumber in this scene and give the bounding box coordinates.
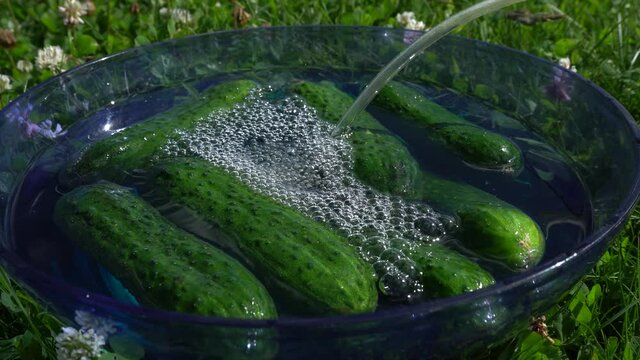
[53,182,277,319]
[373,81,522,173]
[293,81,420,196]
[60,79,257,186]
[391,239,494,299]
[143,157,378,315]
[293,81,543,272]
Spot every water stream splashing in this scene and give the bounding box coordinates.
[332,0,526,137]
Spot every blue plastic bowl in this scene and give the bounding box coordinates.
[1,26,639,358]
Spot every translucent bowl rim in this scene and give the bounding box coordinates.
[2,25,640,329]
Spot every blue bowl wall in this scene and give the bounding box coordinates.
[0,26,639,358]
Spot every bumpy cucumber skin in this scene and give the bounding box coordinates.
[374,81,523,172]
[53,182,277,319]
[292,81,386,131]
[294,80,544,272]
[293,81,419,196]
[417,174,545,272]
[391,239,495,299]
[61,80,256,186]
[350,130,420,197]
[146,158,378,315]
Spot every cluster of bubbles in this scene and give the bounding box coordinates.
[163,87,454,300]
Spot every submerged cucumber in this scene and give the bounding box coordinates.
[416,173,544,272]
[374,81,522,173]
[292,80,387,131]
[350,130,420,197]
[144,157,378,315]
[391,239,495,299]
[293,81,544,272]
[53,182,277,319]
[293,81,420,196]
[61,80,256,186]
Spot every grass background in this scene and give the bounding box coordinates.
[0,0,639,359]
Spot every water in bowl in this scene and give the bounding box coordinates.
[8,70,591,315]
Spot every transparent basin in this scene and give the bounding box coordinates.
[0,26,639,358]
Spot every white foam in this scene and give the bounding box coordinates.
[163,87,453,299]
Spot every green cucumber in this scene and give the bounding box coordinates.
[391,239,495,299]
[144,157,378,315]
[373,81,522,173]
[293,81,420,196]
[53,182,277,319]
[292,80,386,131]
[61,80,256,186]
[350,129,421,197]
[293,81,544,271]
[416,173,544,272]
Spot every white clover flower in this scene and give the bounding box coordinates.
[396,11,426,31]
[396,11,416,25]
[558,57,577,72]
[55,326,105,360]
[159,7,193,24]
[0,74,11,93]
[405,19,426,31]
[17,59,33,73]
[36,45,66,73]
[173,8,193,24]
[59,0,87,27]
[74,310,118,338]
[215,2,222,7]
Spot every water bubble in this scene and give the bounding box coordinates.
[372,260,394,275]
[380,248,404,263]
[394,258,418,278]
[363,237,387,258]
[161,86,451,298]
[378,270,411,297]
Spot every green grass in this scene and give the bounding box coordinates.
[0,268,61,359]
[1,0,639,359]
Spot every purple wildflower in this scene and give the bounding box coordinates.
[403,30,422,45]
[37,119,68,139]
[544,67,572,102]
[5,103,67,139]
[23,120,41,137]
[6,103,34,124]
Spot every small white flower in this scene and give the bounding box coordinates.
[405,19,426,31]
[215,2,222,7]
[396,11,416,25]
[36,45,66,73]
[4,20,16,31]
[159,7,193,24]
[55,326,105,360]
[17,59,33,73]
[396,11,426,31]
[58,0,87,27]
[173,8,193,24]
[74,310,118,338]
[558,57,577,72]
[0,74,11,93]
